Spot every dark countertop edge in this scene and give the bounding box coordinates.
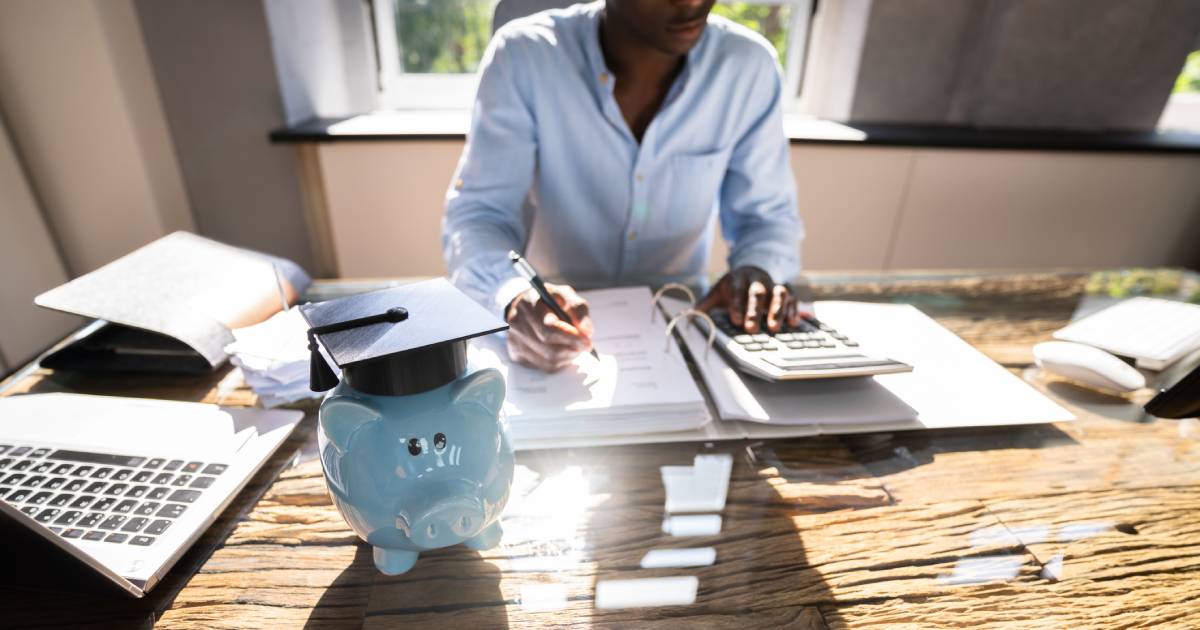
[269,116,1200,154]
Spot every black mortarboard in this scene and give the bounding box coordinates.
[300,278,508,396]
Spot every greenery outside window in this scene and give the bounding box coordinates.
[1159,49,1200,131]
[373,0,815,111]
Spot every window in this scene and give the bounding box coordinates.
[372,0,814,110]
[1159,48,1200,131]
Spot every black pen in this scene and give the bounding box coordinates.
[508,250,599,359]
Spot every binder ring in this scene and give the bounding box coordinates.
[650,283,697,323]
[665,308,716,360]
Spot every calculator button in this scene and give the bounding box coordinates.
[820,340,835,348]
[733,335,754,344]
[844,341,859,347]
[742,343,764,352]
[804,341,821,349]
[751,334,771,342]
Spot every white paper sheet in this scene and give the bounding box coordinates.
[471,287,709,444]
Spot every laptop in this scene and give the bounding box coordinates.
[0,393,303,597]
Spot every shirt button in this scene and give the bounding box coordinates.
[627,230,637,241]
[599,72,609,85]
[635,173,644,183]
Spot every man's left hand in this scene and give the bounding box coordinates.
[697,266,804,333]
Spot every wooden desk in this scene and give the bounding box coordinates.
[3,271,1199,628]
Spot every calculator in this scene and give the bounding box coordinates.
[703,309,913,382]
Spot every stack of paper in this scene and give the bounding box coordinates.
[470,287,711,446]
[224,308,321,407]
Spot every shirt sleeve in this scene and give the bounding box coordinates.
[442,34,536,317]
[717,50,804,285]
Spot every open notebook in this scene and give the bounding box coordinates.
[468,287,711,445]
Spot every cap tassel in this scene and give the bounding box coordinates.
[308,333,340,392]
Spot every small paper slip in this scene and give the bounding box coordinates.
[470,287,710,446]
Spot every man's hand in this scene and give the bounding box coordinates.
[505,283,594,372]
[697,266,804,333]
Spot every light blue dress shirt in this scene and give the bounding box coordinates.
[442,1,803,315]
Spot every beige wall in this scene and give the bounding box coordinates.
[0,118,82,368]
[314,141,1200,277]
[0,0,191,277]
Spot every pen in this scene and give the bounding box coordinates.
[509,250,599,359]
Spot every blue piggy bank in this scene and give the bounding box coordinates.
[317,367,514,575]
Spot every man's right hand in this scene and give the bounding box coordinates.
[505,283,594,372]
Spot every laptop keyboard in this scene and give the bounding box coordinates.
[0,444,226,548]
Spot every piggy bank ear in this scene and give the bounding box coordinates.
[451,368,505,418]
[321,395,381,453]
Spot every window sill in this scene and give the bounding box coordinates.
[270,110,1200,154]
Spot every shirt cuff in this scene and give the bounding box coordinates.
[493,276,530,319]
[729,249,800,286]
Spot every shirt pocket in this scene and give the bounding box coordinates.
[664,148,731,222]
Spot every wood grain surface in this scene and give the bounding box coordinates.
[3,271,1199,629]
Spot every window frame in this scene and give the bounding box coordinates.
[372,0,815,111]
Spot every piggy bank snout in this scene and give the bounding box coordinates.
[406,494,487,549]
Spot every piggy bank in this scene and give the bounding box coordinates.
[317,367,514,575]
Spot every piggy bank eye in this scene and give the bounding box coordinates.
[407,438,422,456]
[434,433,447,452]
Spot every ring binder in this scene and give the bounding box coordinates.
[651,283,715,358]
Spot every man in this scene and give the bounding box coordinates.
[443,0,804,372]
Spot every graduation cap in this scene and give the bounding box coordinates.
[300,278,508,396]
